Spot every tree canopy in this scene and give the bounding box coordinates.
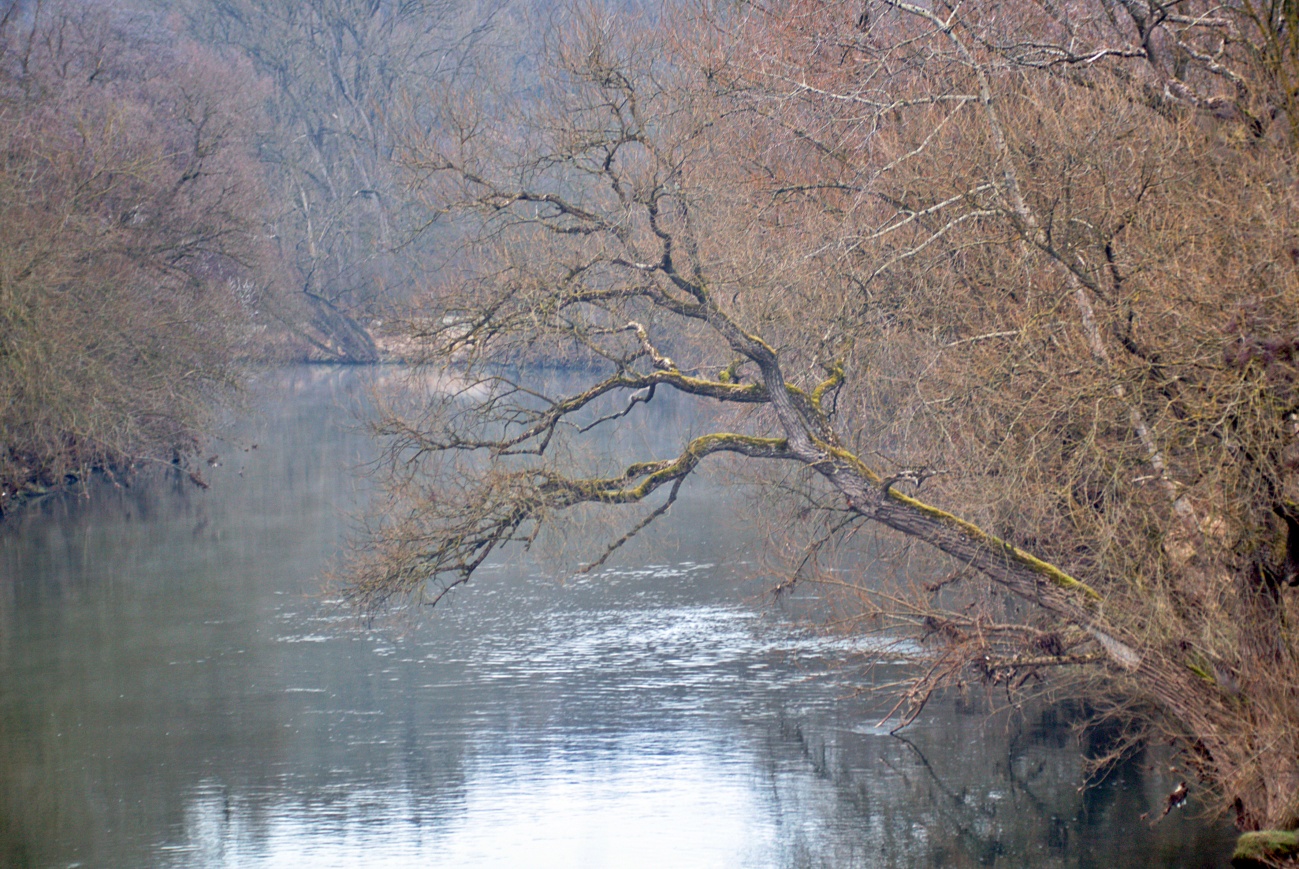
[354,0,1299,833]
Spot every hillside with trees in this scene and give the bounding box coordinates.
[166,0,505,362]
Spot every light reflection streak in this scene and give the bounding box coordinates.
[176,737,778,869]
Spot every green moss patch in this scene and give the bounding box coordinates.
[1233,830,1299,867]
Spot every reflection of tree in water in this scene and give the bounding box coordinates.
[758,700,1234,868]
[0,368,449,868]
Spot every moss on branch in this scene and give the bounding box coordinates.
[553,432,790,504]
[810,360,845,413]
[818,441,1101,603]
[822,443,885,485]
[660,371,766,402]
[885,488,1102,601]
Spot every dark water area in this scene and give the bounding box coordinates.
[0,366,1236,867]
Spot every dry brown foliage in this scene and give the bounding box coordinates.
[355,0,1299,832]
[0,1,266,511]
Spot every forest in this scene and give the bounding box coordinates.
[0,0,512,508]
[5,0,1299,862]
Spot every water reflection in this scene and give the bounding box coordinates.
[0,366,1234,868]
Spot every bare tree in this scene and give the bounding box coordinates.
[736,0,1299,836]
[0,0,265,512]
[165,0,511,361]
[352,0,1299,842]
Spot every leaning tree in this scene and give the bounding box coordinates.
[353,0,1299,834]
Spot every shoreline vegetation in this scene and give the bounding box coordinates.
[0,300,582,517]
[0,0,542,515]
[0,0,473,517]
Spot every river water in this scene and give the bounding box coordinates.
[0,366,1235,868]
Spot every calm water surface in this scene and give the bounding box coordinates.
[0,367,1235,868]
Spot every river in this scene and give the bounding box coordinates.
[0,366,1235,867]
